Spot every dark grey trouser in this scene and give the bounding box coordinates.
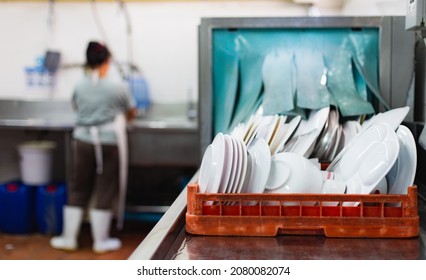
[68,139,119,209]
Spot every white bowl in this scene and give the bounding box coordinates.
[265,157,291,191]
[265,152,323,205]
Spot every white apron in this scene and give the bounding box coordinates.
[76,113,128,230]
[113,113,128,230]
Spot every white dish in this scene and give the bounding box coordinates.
[292,107,329,157]
[371,176,388,194]
[244,114,262,146]
[206,133,226,194]
[198,145,214,193]
[270,120,288,155]
[230,123,245,140]
[224,136,238,194]
[336,121,358,156]
[328,107,409,171]
[321,179,346,206]
[240,153,252,194]
[256,115,279,144]
[330,123,399,205]
[294,106,330,137]
[270,115,298,154]
[310,158,320,168]
[278,115,302,150]
[328,124,343,161]
[233,138,248,194]
[268,115,287,146]
[245,138,271,194]
[218,135,234,193]
[282,129,318,157]
[322,179,346,195]
[387,125,417,194]
[266,115,282,145]
[361,106,409,132]
[242,114,257,141]
[231,136,243,193]
[353,121,362,133]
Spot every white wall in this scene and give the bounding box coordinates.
[0,0,406,103]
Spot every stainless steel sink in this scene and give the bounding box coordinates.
[134,103,197,130]
[0,99,197,131]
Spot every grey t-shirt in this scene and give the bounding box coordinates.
[72,75,135,144]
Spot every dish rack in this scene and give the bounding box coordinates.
[186,184,419,238]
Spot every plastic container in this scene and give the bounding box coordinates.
[18,141,56,185]
[0,181,36,234]
[186,184,419,238]
[127,75,151,111]
[35,183,66,235]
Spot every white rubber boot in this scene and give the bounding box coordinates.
[50,206,83,250]
[90,209,122,253]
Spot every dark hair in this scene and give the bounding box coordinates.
[85,41,111,69]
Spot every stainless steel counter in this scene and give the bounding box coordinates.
[0,99,197,132]
[0,117,197,131]
[129,179,426,260]
[0,99,74,130]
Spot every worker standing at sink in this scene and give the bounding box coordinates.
[50,41,137,253]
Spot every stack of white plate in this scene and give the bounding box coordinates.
[199,133,247,194]
[199,133,274,195]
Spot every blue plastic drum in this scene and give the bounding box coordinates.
[0,181,36,234]
[35,183,67,235]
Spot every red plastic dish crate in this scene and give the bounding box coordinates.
[186,184,419,238]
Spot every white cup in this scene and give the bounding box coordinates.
[265,152,323,205]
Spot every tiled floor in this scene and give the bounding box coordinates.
[0,220,155,260]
